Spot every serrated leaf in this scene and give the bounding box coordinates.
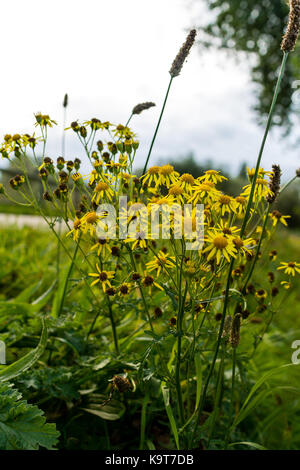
[0,382,59,450]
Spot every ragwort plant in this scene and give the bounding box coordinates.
[1,2,300,450]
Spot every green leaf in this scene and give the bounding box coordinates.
[0,382,59,450]
[32,280,56,308]
[229,441,267,450]
[0,300,32,319]
[14,279,43,303]
[82,397,125,421]
[146,439,156,450]
[0,318,48,382]
[234,386,300,427]
[51,266,70,318]
[233,364,295,427]
[161,383,180,450]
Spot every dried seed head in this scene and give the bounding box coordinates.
[222,315,232,340]
[112,375,131,393]
[132,102,156,115]
[271,286,279,297]
[229,314,242,348]
[169,29,197,78]
[43,191,52,202]
[267,164,281,204]
[63,93,68,108]
[281,0,300,52]
[154,306,163,318]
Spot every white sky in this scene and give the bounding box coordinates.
[1,0,299,181]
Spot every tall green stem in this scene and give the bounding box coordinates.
[240,52,288,238]
[242,205,271,293]
[57,240,80,316]
[142,77,173,175]
[224,347,237,448]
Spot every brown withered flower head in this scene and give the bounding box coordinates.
[169,29,197,78]
[132,102,156,115]
[267,164,281,204]
[281,0,300,52]
[229,314,242,348]
[112,375,131,393]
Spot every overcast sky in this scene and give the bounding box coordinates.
[1,0,299,181]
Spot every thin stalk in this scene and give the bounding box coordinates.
[57,239,80,316]
[175,242,187,427]
[242,205,271,294]
[139,393,150,450]
[280,175,297,194]
[126,113,133,127]
[240,52,288,238]
[207,343,226,447]
[224,348,237,448]
[190,256,234,446]
[175,283,188,427]
[142,77,173,175]
[107,296,120,355]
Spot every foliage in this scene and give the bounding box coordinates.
[198,0,300,131]
[0,382,59,450]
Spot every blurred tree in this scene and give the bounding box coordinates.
[197,0,300,132]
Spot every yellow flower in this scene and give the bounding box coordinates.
[168,184,186,204]
[212,194,237,215]
[34,113,57,128]
[215,220,240,237]
[189,182,220,205]
[142,274,163,294]
[67,218,82,241]
[92,181,114,204]
[242,178,273,202]
[141,166,161,187]
[118,283,131,296]
[157,165,179,188]
[178,173,195,193]
[81,211,100,236]
[235,196,248,216]
[199,169,227,184]
[269,210,291,227]
[281,281,291,290]
[91,238,112,257]
[255,289,267,301]
[72,172,82,183]
[124,232,147,250]
[233,236,256,257]
[88,264,115,291]
[277,262,300,276]
[146,250,176,276]
[203,231,237,264]
[269,250,277,261]
[247,167,273,181]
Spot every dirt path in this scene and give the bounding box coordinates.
[0,213,67,230]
